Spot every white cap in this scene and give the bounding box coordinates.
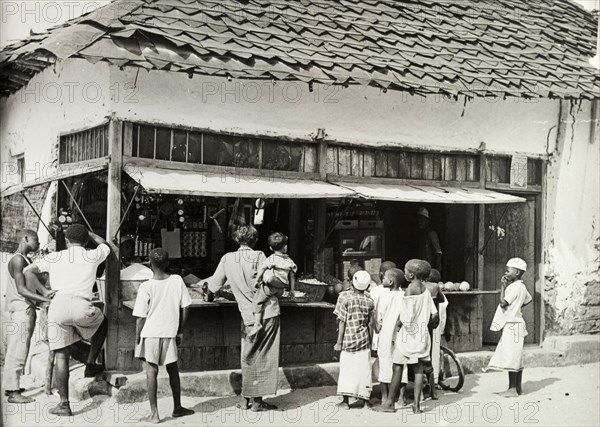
[352,270,373,291]
[417,207,429,218]
[506,257,527,272]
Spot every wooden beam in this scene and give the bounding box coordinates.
[105,118,123,370]
[326,174,482,188]
[122,155,322,181]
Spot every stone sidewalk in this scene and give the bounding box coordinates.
[24,334,599,404]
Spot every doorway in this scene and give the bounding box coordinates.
[481,197,539,344]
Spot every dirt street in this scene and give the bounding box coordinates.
[3,362,599,426]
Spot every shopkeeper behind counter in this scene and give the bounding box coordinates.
[120,236,144,269]
[416,207,443,272]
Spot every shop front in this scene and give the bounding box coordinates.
[1,118,544,372]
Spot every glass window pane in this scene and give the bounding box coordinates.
[172,130,187,162]
[234,138,260,168]
[138,125,155,159]
[155,127,171,160]
[188,132,201,163]
[290,143,302,171]
[204,133,234,167]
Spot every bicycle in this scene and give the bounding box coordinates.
[437,344,465,392]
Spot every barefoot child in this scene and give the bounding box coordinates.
[428,268,448,395]
[377,259,437,414]
[334,270,375,409]
[487,258,532,397]
[423,268,444,400]
[250,232,297,338]
[133,248,194,423]
[373,268,406,405]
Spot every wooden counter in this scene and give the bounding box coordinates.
[116,298,338,372]
[443,290,500,353]
[122,299,335,310]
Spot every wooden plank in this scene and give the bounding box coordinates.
[398,152,410,178]
[363,151,374,176]
[433,154,443,180]
[315,309,338,342]
[303,144,318,173]
[123,122,134,157]
[387,151,399,178]
[466,156,477,182]
[374,150,387,177]
[497,157,509,183]
[350,149,362,176]
[338,147,351,176]
[455,156,467,182]
[423,154,434,180]
[226,345,242,369]
[443,155,456,181]
[326,146,337,175]
[409,152,423,179]
[281,308,315,344]
[485,157,493,183]
[105,119,123,370]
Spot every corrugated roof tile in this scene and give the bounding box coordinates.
[0,0,597,99]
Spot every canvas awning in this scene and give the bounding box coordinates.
[125,166,355,198]
[0,160,108,198]
[331,181,526,204]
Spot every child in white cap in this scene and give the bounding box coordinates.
[333,270,375,409]
[487,257,532,397]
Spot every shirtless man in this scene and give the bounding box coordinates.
[3,230,54,403]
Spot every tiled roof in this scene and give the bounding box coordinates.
[1,0,598,99]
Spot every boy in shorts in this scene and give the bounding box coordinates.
[250,232,297,338]
[133,248,194,423]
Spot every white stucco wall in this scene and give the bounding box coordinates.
[1,59,598,336]
[0,59,111,190]
[109,67,557,157]
[544,100,600,334]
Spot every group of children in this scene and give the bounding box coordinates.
[333,256,532,413]
[131,226,532,420]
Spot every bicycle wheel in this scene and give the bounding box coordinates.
[438,345,464,392]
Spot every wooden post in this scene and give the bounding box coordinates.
[313,199,327,279]
[311,139,329,279]
[105,118,123,370]
[477,152,487,289]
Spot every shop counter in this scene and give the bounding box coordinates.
[116,298,338,372]
[122,299,335,310]
[443,290,501,353]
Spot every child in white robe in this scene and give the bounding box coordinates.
[487,257,532,397]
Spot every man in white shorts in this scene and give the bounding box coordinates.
[25,224,110,416]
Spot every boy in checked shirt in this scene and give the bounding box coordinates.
[333,270,375,409]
